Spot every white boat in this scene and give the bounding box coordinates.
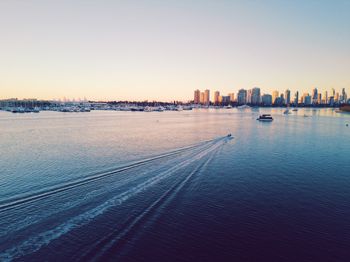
[237,105,250,109]
[257,114,273,121]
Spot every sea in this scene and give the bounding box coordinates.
[0,108,349,261]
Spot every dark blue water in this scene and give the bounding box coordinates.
[0,108,349,261]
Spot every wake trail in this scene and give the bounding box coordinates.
[81,142,221,261]
[0,136,229,261]
[0,137,224,213]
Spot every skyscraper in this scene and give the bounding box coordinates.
[323,91,328,104]
[247,89,252,104]
[200,92,205,104]
[294,91,299,105]
[261,94,272,106]
[204,89,210,106]
[194,89,200,104]
[251,87,261,105]
[272,90,279,105]
[335,92,339,102]
[317,93,322,104]
[331,88,335,97]
[214,91,220,105]
[285,89,291,105]
[341,88,347,103]
[237,89,247,105]
[228,93,235,102]
[312,88,318,104]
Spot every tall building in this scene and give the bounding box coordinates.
[323,91,328,104]
[237,89,247,105]
[312,87,318,104]
[331,88,335,97]
[221,96,230,105]
[317,93,322,104]
[214,91,220,105]
[228,93,235,102]
[272,90,279,105]
[304,95,312,105]
[261,94,272,106]
[341,88,347,103]
[194,89,200,104]
[247,89,252,104]
[200,92,205,104]
[335,92,339,102]
[285,89,291,105]
[204,89,210,106]
[294,91,299,105]
[251,87,261,105]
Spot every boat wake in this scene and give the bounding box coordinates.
[0,135,231,261]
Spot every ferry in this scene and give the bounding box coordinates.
[257,114,273,122]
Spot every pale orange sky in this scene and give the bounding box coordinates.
[1,0,349,101]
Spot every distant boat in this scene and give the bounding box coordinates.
[283,109,291,114]
[237,105,250,109]
[292,108,298,112]
[257,114,273,121]
[183,105,193,110]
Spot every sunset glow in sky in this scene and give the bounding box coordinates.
[1,0,349,101]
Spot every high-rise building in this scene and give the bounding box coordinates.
[335,92,339,102]
[285,89,291,105]
[261,94,272,106]
[331,88,335,97]
[341,88,347,103]
[272,90,279,105]
[194,89,200,104]
[294,91,299,105]
[304,95,312,105]
[237,89,247,105]
[317,93,322,104]
[251,87,261,105]
[200,92,205,104]
[312,87,318,104]
[323,91,328,104]
[221,96,230,105]
[228,93,235,102]
[204,89,210,106]
[214,91,220,105]
[247,89,252,104]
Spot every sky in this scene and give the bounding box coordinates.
[0,0,349,101]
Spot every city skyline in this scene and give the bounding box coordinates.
[193,86,348,106]
[1,1,350,101]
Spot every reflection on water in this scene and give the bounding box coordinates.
[0,108,349,261]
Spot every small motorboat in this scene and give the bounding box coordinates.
[283,109,291,114]
[257,114,273,121]
[292,108,298,112]
[227,134,232,137]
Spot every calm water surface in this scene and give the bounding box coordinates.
[0,108,349,261]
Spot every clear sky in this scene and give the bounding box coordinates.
[0,0,349,101]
